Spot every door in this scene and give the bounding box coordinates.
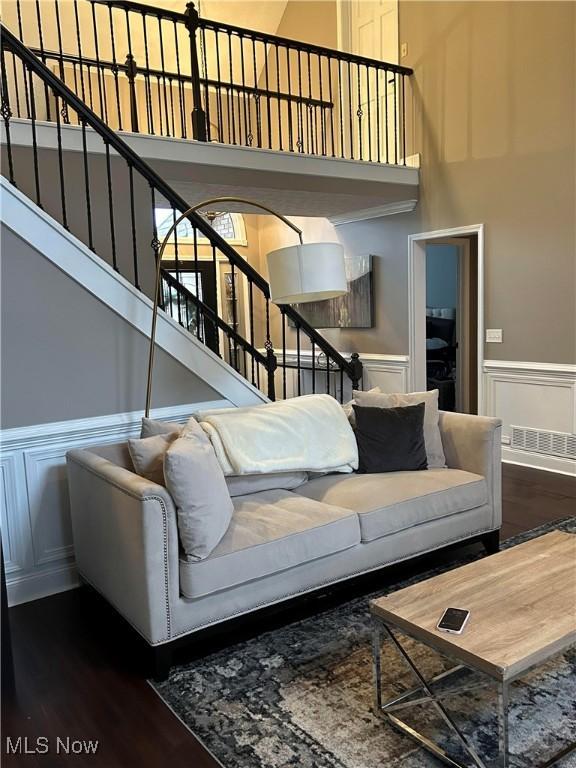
[162,261,219,355]
[424,238,477,414]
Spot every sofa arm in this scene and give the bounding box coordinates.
[439,411,502,530]
[67,448,180,646]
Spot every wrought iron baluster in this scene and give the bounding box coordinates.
[200,27,212,141]
[402,73,407,165]
[72,0,86,106]
[104,142,118,271]
[311,340,316,393]
[34,0,51,120]
[376,67,381,163]
[173,21,185,138]
[54,91,68,228]
[142,14,155,134]
[28,69,42,207]
[194,227,200,339]
[275,44,283,151]
[172,208,182,325]
[296,324,302,396]
[128,163,139,289]
[214,30,224,142]
[281,311,287,398]
[286,47,294,151]
[91,3,107,124]
[385,68,389,163]
[108,6,123,131]
[366,65,372,162]
[16,1,31,117]
[158,17,171,137]
[81,118,94,250]
[227,31,236,145]
[238,33,249,146]
[264,41,272,149]
[393,72,398,164]
[357,63,363,160]
[1,48,15,185]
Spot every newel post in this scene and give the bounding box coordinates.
[125,53,139,133]
[348,352,363,391]
[184,2,207,141]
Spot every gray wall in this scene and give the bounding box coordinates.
[307,1,576,365]
[1,226,219,429]
[426,245,458,309]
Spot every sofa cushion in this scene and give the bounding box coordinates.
[297,468,488,543]
[179,489,361,599]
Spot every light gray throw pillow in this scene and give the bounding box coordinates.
[352,389,446,468]
[164,417,234,561]
[140,417,183,438]
[128,433,178,485]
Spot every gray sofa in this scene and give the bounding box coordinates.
[66,410,502,679]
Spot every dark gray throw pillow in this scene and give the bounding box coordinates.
[353,403,428,474]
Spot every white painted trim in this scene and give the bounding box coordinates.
[408,224,485,413]
[0,401,229,452]
[502,449,575,477]
[330,199,418,226]
[484,360,576,378]
[0,177,267,408]
[3,119,420,188]
[0,399,231,606]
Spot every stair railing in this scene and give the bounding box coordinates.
[5,0,412,164]
[1,24,363,403]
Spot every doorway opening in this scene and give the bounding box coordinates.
[408,225,484,415]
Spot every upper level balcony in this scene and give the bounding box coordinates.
[2,0,418,222]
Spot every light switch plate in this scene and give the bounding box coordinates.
[401,43,408,58]
[486,329,503,343]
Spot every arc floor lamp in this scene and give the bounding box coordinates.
[145,196,347,417]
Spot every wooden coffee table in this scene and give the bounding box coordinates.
[370,531,576,768]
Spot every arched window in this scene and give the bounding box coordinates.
[154,209,248,247]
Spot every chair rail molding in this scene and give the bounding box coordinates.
[483,359,576,476]
[0,401,230,606]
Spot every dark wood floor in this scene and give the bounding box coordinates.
[2,464,575,768]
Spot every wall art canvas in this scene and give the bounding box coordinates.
[291,253,374,328]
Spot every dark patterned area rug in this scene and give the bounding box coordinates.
[151,518,576,768]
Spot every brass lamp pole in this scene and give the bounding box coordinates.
[145,197,303,417]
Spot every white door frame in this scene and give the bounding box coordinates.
[408,224,485,414]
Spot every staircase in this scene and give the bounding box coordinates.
[1,22,364,404]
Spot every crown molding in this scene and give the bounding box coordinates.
[330,199,418,226]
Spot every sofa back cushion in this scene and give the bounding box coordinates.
[141,417,183,438]
[352,389,446,468]
[164,418,234,561]
[128,433,178,485]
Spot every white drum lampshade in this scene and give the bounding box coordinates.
[267,242,347,304]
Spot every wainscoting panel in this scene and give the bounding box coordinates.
[0,400,230,606]
[483,361,576,475]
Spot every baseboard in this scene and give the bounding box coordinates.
[502,448,576,477]
[7,562,80,606]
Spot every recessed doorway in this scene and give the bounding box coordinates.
[408,225,484,414]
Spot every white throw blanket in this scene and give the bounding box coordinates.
[196,394,358,475]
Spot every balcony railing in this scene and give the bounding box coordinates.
[5,0,413,165]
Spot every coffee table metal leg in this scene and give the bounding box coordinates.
[497,683,509,768]
[372,621,382,712]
